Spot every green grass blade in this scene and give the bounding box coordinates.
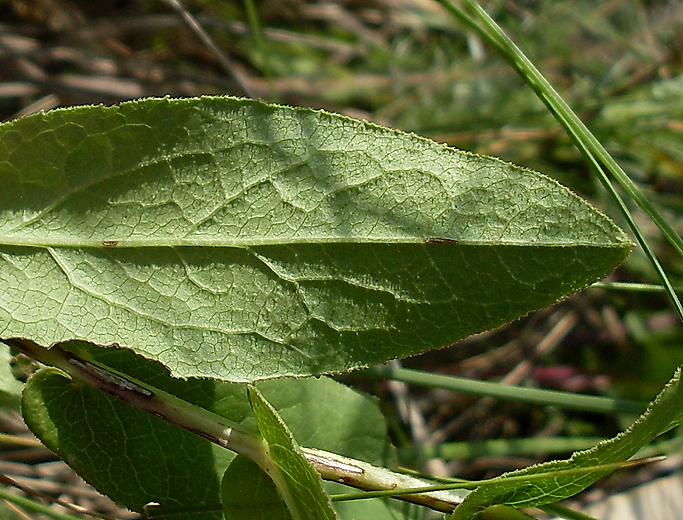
[0,485,85,520]
[243,0,278,101]
[402,437,607,462]
[365,365,645,414]
[436,0,683,321]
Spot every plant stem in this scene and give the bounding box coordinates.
[5,338,468,514]
[6,338,267,466]
[364,365,645,414]
[303,447,468,512]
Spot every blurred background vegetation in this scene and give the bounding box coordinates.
[1,0,683,518]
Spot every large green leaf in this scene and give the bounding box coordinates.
[21,344,406,519]
[0,96,630,381]
[449,366,683,519]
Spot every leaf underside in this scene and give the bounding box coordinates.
[0,96,631,381]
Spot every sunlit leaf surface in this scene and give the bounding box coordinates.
[0,97,630,381]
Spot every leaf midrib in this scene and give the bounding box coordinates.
[0,236,629,248]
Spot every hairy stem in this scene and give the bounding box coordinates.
[5,338,468,513]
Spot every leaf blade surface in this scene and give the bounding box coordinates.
[0,97,631,381]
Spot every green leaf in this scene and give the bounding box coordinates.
[240,375,415,520]
[22,365,234,520]
[481,505,538,520]
[257,376,394,466]
[247,384,338,520]
[0,96,630,382]
[449,366,683,519]
[22,344,401,519]
[221,455,292,520]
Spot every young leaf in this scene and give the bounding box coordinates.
[247,384,338,520]
[229,376,415,520]
[449,366,683,519]
[0,96,630,382]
